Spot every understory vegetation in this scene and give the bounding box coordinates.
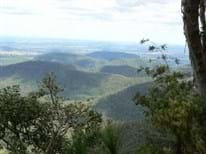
[134,41,206,154]
[0,73,144,154]
[135,65,206,154]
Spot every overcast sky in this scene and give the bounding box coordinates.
[0,0,184,44]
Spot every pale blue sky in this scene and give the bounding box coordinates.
[0,0,184,44]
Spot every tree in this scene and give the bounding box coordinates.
[0,85,48,153]
[0,73,102,154]
[99,122,121,154]
[181,0,206,96]
[135,66,206,154]
[135,42,206,154]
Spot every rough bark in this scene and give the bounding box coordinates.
[182,0,206,96]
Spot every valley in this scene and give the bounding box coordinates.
[0,38,189,121]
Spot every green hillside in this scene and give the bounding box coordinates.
[35,52,156,72]
[95,82,151,121]
[35,52,105,71]
[86,51,139,60]
[0,54,34,66]
[100,65,145,77]
[0,60,148,99]
[36,52,84,64]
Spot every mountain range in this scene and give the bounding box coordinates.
[0,50,190,121]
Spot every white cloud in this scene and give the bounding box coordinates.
[0,0,184,44]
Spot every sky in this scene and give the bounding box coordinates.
[0,0,184,45]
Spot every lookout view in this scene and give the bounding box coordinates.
[0,0,206,154]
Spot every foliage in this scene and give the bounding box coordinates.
[136,66,205,153]
[0,60,148,100]
[99,122,122,154]
[65,104,102,154]
[135,66,206,153]
[0,73,102,154]
[137,144,173,154]
[135,41,206,153]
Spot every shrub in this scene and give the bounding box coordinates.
[135,65,206,153]
[0,73,102,154]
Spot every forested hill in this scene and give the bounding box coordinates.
[87,51,139,60]
[95,82,151,121]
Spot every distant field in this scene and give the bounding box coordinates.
[0,55,34,66]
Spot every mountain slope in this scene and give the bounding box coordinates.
[0,61,76,79]
[36,52,84,64]
[36,52,99,70]
[100,65,145,77]
[87,52,139,61]
[0,61,142,99]
[0,61,109,97]
[95,82,151,121]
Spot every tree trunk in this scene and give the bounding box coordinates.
[176,135,184,154]
[182,0,206,96]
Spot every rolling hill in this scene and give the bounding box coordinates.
[36,52,84,64]
[35,52,147,72]
[0,60,143,99]
[100,65,145,77]
[0,61,108,97]
[95,82,151,121]
[35,52,100,70]
[87,51,139,61]
[0,61,76,79]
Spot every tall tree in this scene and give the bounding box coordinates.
[182,0,206,96]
